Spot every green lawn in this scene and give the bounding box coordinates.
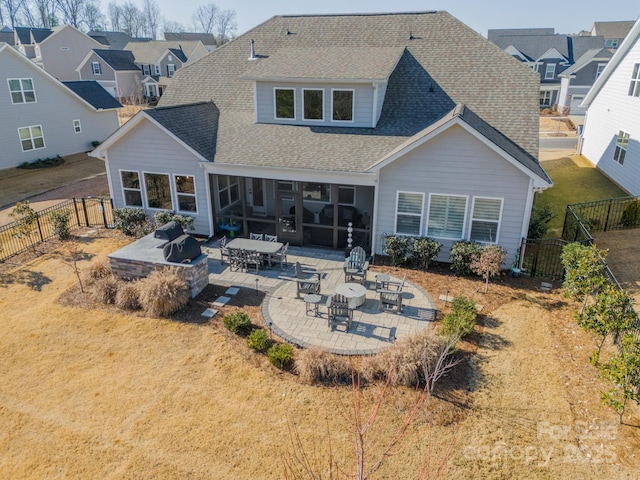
[536,156,628,238]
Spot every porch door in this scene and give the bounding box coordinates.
[247,178,266,215]
[276,189,303,245]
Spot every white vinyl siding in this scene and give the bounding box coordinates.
[469,197,503,243]
[121,170,143,207]
[331,89,354,122]
[18,125,45,151]
[274,88,295,120]
[613,131,630,165]
[629,63,640,97]
[175,174,197,213]
[394,192,424,236]
[427,194,467,240]
[8,78,36,104]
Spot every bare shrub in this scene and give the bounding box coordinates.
[91,275,120,304]
[137,267,189,317]
[294,346,350,384]
[87,260,112,281]
[115,281,141,310]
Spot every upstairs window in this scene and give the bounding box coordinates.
[332,89,354,122]
[303,89,323,121]
[274,88,295,120]
[167,64,175,77]
[613,131,630,165]
[605,38,619,48]
[73,119,81,133]
[629,64,640,97]
[596,63,607,79]
[544,64,556,80]
[142,64,151,76]
[8,78,36,104]
[154,64,161,75]
[92,62,101,75]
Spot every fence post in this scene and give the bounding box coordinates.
[519,238,526,270]
[81,198,89,227]
[100,198,108,227]
[73,198,81,227]
[604,200,612,232]
[35,211,44,242]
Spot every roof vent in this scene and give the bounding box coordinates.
[409,31,415,40]
[248,39,256,60]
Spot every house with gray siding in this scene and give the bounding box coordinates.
[77,49,142,99]
[0,42,121,170]
[580,18,640,196]
[91,11,551,265]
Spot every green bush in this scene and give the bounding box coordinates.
[449,241,483,276]
[50,208,72,240]
[411,237,442,270]
[384,235,412,266]
[440,296,477,338]
[154,211,195,231]
[527,205,555,239]
[91,140,101,148]
[247,328,273,352]
[113,208,152,237]
[268,343,295,370]
[621,200,640,227]
[223,311,252,334]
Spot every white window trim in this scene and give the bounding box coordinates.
[426,193,469,240]
[331,88,355,123]
[142,64,151,76]
[73,119,81,133]
[338,185,356,206]
[120,169,143,208]
[273,87,296,121]
[595,63,607,79]
[394,191,424,236]
[8,78,36,104]
[469,196,503,244]
[18,125,45,152]
[301,88,324,121]
[544,63,556,80]
[142,171,174,211]
[167,64,175,77]
[613,131,630,165]
[540,90,553,106]
[173,174,198,214]
[92,62,101,75]
[154,64,161,75]
[629,64,640,97]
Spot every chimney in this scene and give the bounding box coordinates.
[248,39,256,60]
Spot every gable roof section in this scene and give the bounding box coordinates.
[592,21,635,39]
[164,32,216,45]
[242,46,404,81]
[583,17,640,106]
[559,48,612,76]
[39,24,105,48]
[15,27,52,44]
[161,11,541,158]
[491,33,569,60]
[488,28,555,41]
[0,31,13,45]
[168,47,187,63]
[368,104,552,187]
[570,35,606,61]
[62,81,123,109]
[93,49,139,70]
[125,40,200,64]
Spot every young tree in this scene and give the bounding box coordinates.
[470,245,506,293]
[560,243,607,312]
[10,201,39,249]
[61,240,85,293]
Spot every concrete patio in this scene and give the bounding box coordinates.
[204,242,437,355]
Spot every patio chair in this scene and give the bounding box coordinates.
[264,234,278,242]
[270,242,288,270]
[250,233,264,240]
[295,261,321,298]
[219,235,230,264]
[228,248,245,272]
[344,246,369,284]
[244,250,262,274]
[376,274,406,312]
[326,294,353,331]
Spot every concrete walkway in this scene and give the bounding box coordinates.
[204,243,437,355]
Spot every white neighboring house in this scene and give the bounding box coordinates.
[0,42,121,170]
[580,17,640,196]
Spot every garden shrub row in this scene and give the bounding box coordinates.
[113,208,195,238]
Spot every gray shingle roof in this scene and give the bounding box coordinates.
[592,21,635,40]
[168,47,187,63]
[62,81,123,110]
[242,46,405,81]
[124,41,199,64]
[145,102,219,161]
[559,48,612,76]
[93,49,138,70]
[87,31,151,50]
[15,27,52,44]
[0,31,13,45]
[164,32,217,45]
[490,33,570,60]
[570,35,606,61]
[159,11,541,171]
[488,28,555,41]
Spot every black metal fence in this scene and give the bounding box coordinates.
[0,198,113,263]
[562,196,640,237]
[520,237,572,280]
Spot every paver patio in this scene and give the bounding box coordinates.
[204,242,437,355]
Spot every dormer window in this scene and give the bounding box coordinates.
[142,64,151,76]
[303,89,323,121]
[92,62,101,75]
[332,89,354,122]
[544,64,556,80]
[274,88,295,120]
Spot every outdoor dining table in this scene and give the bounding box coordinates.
[226,238,284,267]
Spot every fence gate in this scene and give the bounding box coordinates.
[521,238,568,279]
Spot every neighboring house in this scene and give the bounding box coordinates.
[164,32,217,52]
[77,49,142,99]
[489,28,605,111]
[30,24,107,81]
[0,25,14,45]
[579,18,640,196]
[0,42,121,170]
[87,30,151,50]
[91,12,552,266]
[590,21,635,49]
[14,27,53,58]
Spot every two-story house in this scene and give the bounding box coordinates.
[76,49,142,99]
[591,21,635,49]
[579,18,640,196]
[91,11,552,266]
[164,32,217,52]
[14,27,53,59]
[0,42,121,170]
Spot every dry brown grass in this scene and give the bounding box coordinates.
[1,230,640,478]
[118,104,147,126]
[115,281,140,310]
[90,274,120,304]
[137,267,189,317]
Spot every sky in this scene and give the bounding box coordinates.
[156,0,639,38]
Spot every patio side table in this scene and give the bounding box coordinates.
[304,294,322,316]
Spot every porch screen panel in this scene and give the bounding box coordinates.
[470,198,502,243]
[427,195,466,239]
[395,192,423,236]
